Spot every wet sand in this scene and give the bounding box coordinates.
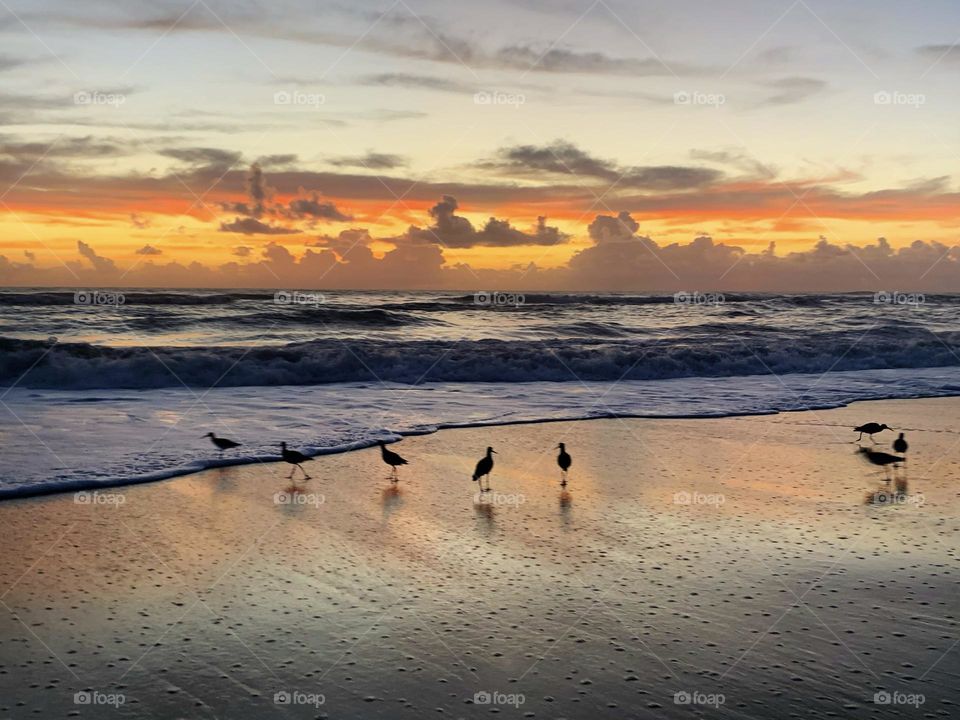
[0,397,958,718]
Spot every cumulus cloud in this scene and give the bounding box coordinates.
[77,240,117,274]
[135,244,162,255]
[407,195,567,248]
[6,226,960,292]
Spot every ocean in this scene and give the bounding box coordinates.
[2,289,958,498]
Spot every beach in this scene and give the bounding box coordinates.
[0,397,956,719]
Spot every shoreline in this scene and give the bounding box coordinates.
[1,398,956,718]
[3,390,958,501]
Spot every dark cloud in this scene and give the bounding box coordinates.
[160,147,243,171]
[135,244,162,255]
[284,193,353,221]
[407,195,567,248]
[484,141,722,190]
[329,151,408,170]
[219,217,301,235]
[232,245,252,257]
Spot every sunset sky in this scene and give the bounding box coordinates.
[2,0,959,289]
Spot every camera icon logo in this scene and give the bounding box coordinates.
[473,691,492,704]
[274,691,292,704]
[274,91,292,105]
[874,91,892,105]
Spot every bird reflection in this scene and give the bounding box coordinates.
[381,483,403,520]
[856,445,905,482]
[474,495,496,531]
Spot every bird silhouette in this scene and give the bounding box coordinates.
[893,432,908,456]
[556,443,571,486]
[378,440,408,482]
[857,446,905,481]
[854,422,890,442]
[473,446,496,492]
[204,432,241,454]
[280,442,312,480]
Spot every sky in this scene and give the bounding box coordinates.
[1,0,960,290]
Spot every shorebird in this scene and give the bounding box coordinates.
[857,446,905,481]
[473,447,496,492]
[556,443,571,486]
[378,440,408,482]
[204,432,241,454]
[893,432,909,456]
[854,422,890,443]
[280,442,312,480]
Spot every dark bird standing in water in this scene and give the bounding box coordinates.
[556,443,571,486]
[893,432,909,456]
[378,440,408,482]
[204,432,241,454]
[473,447,496,492]
[280,442,312,480]
[854,422,890,442]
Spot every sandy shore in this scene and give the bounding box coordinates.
[0,397,958,718]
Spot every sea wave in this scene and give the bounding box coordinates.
[3,328,960,389]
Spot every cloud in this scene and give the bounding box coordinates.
[232,245,252,257]
[135,244,162,255]
[916,44,960,64]
[329,151,408,170]
[483,141,722,190]
[159,147,243,171]
[284,193,353,221]
[7,229,960,293]
[759,77,827,106]
[407,195,567,248]
[219,217,301,235]
[360,73,475,94]
[77,240,117,273]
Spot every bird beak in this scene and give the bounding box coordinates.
[492,450,498,454]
